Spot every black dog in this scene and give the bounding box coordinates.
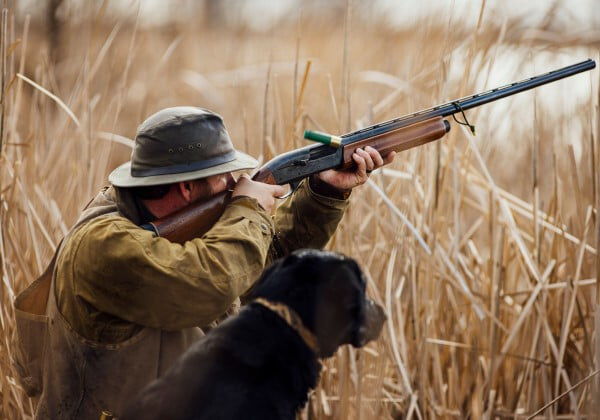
[121,250,386,420]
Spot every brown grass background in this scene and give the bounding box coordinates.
[0,1,599,418]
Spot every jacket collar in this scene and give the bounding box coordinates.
[76,186,152,228]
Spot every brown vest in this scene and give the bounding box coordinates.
[13,189,203,419]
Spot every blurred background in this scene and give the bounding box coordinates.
[1,0,599,418]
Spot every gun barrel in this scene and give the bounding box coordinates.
[343,59,596,144]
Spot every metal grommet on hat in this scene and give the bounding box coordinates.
[108,106,258,187]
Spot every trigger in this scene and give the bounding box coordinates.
[276,180,301,199]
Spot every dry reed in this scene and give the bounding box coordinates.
[0,2,598,419]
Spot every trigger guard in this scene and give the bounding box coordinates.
[276,180,301,199]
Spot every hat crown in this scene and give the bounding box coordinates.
[131,107,236,177]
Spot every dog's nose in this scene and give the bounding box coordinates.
[355,299,387,347]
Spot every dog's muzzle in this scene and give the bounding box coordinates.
[354,299,387,347]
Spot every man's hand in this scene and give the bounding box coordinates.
[232,174,287,213]
[315,146,396,191]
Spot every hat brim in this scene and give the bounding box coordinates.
[108,151,259,187]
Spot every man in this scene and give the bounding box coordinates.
[14,107,395,419]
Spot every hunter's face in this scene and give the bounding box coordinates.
[204,172,234,197]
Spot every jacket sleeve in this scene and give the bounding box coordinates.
[271,177,349,258]
[71,197,274,330]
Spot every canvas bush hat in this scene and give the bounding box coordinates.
[109,107,258,187]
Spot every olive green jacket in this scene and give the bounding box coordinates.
[54,179,348,343]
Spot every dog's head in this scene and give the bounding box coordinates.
[249,250,386,358]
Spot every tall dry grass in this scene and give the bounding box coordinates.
[0,2,599,419]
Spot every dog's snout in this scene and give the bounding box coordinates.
[355,299,386,347]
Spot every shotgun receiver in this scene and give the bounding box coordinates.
[149,59,596,244]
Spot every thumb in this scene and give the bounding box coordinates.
[236,173,251,184]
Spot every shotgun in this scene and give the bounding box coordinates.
[149,59,596,244]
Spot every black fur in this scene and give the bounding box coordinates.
[121,249,385,420]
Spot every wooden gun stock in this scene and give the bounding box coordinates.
[148,190,231,244]
[341,117,449,168]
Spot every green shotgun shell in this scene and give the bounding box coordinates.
[303,130,342,148]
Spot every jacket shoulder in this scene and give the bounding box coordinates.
[58,214,142,273]
[71,214,140,244]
